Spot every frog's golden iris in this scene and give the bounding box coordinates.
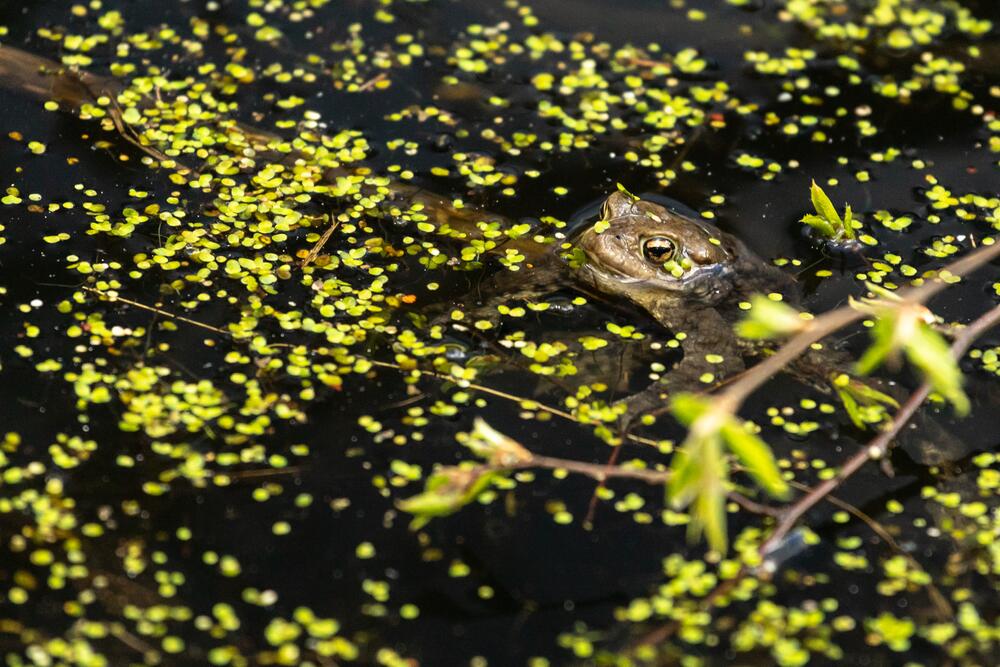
[641,236,676,264]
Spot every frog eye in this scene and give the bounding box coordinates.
[641,237,677,264]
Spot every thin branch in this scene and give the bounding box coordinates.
[759,301,1000,561]
[787,481,953,619]
[632,300,1000,651]
[82,286,230,336]
[502,454,781,517]
[368,359,666,450]
[356,72,388,92]
[300,216,340,268]
[717,240,1000,410]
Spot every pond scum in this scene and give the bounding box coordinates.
[0,0,997,665]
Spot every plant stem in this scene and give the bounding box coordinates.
[718,241,1000,410]
[759,300,1000,561]
[508,455,781,517]
[633,298,1000,652]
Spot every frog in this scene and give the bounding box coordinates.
[437,190,969,463]
[570,190,798,417]
[457,190,803,420]
[571,192,975,469]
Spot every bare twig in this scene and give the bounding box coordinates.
[368,359,665,450]
[788,480,953,619]
[300,216,340,268]
[496,454,780,517]
[356,72,388,92]
[759,301,1000,561]
[82,286,230,336]
[632,299,1000,651]
[716,240,1000,411]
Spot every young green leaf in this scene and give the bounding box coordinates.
[735,295,809,340]
[460,418,534,465]
[397,466,501,529]
[842,204,856,240]
[904,321,969,415]
[719,421,789,499]
[667,443,704,510]
[856,312,899,375]
[691,441,727,553]
[800,213,837,239]
[837,388,864,429]
[810,180,843,229]
[802,180,862,243]
[670,392,711,425]
[669,393,787,552]
[832,374,899,429]
[854,301,969,415]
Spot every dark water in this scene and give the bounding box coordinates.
[0,0,997,665]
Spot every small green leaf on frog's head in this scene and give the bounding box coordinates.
[615,182,639,201]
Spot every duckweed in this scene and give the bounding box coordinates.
[0,0,996,665]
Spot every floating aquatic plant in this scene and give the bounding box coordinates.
[801,180,861,245]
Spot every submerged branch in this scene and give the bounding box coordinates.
[486,453,781,517]
[0,44,550,261]
[367,360,665,450]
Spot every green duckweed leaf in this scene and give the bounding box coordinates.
[615,182,639,201]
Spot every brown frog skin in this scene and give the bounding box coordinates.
[452,190,805,416]
[572,191,797,417]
